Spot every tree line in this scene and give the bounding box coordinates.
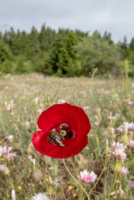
[0,23,134,77]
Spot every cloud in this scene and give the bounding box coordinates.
[0,0,134,43]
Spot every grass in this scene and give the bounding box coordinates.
[0,74,134,200]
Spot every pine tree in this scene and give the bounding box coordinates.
[28,26,39,57]
[9,28,20,55]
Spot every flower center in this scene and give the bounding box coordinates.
[48,123,74,147]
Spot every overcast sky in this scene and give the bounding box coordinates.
[0,0,134,43]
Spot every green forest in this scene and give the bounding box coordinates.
[0,23,134,77]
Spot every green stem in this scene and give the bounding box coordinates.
[63,159,89,200]
[88,142,117,198]
[68,158,82,200]
[112,172,117,191]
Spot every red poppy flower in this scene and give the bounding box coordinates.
[32,103,91,159]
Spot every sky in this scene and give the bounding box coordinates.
[0,0,134,43]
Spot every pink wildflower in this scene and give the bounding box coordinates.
[118,167,129,175]
[88,133,94,137]
[37,109,43,114]
[109,141,126,163]
[9,119,12,123]
[7,153,16,160]
[6,135,14,140]
[120,122,134,131]
[0,164,10,174]
[39,103,44,107]
[123,99,130,102]
[128,101,133,105]
[115,114,120,117]
[58,99,66,104]
[116,127,123,132]
[79,170,97,183]
[83,106,90,110]
[129,181,134,187]
[127,140,134,146]
[1,146,12,155]
[94,108,101,113]
[94,122,100,126]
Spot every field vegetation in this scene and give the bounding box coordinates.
[0,74,134,199]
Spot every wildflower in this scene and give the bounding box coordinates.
[58,99,66,104]
[7,153,16,160]
[68,186,73,190]
[35,97,39,104]
[129,181,134,187]
[31,193,50,200]
[115,114,120,117]
[28,155,36,164]
[116,127,123,132]
[94,122,100,126]
[88,133,94,137]
[1,146,12,155]
[7,194,10,198]
[120,122,134,131]
[7,135,14,140]
[118,167,129,175]
[128,101,133,105]
[79,170,97,183]
[127,139,134,146]
[94,108,101,113]
[37,109,43,114]
[11,190,16,200]
[123,99,129,102]
[32,103,91,159]
[0,164,10,174]
[109,141,126,163]
[18,186,21,190]
[25,121,30,128]
[73,193,77,197]
[83,106,90,110]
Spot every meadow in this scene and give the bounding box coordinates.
[0,74,134,200]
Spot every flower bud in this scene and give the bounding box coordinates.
[105,139,109,153]
[114,159,121,172]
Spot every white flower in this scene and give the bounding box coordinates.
[35,97,39,102]
[25,121,30,127]
[28,155,36,165]
[31,193,50,200]
[11,190,16,200]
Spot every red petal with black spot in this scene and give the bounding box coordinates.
[31,103,91,159]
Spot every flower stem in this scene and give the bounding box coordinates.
[63,159,90,200]
[88,142,117,198]
[68,157,82,200]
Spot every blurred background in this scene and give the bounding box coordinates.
[0,0,134,78]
